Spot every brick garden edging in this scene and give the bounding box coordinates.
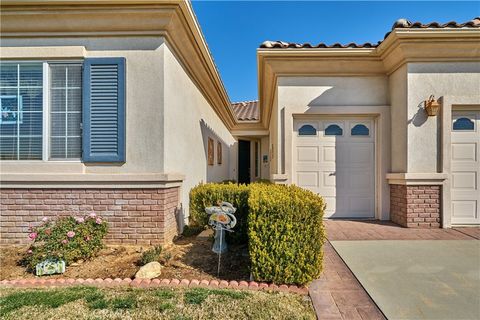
[0,278,308,294]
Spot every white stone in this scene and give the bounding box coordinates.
[135,262,162,279]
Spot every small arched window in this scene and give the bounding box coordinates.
[325,124,343,136]
[453,117,474,131]
[298,124,317,136]
[351,124,370,136]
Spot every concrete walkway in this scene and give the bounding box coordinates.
[309,220,479,320]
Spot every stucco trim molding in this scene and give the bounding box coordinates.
[0,46,86,59]
[386,173,448,185]
[0,173,185,188]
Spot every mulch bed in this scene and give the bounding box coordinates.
[0,231,250,281]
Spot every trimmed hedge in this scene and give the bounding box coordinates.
[189,183,249,244]
[248,184,326,285]
[189,182,326,285]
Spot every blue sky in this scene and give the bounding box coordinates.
[191,1,479,102]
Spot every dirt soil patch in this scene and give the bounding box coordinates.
[0,232,250,281]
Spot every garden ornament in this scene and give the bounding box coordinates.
[205,201,237,276]
[35,259,66,276]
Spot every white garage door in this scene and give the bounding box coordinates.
[451,110,480,225]
[294,119,375,218]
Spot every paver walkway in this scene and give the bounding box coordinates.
[309,220,479,320]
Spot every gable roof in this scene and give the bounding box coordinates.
[260,17,480,49]
[231,100,259,121]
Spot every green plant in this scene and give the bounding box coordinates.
[182,225,204,237]
[252,179,272,184]
[162,252,173,265]
[0,286,100,316]
[139,245,163,265]
[189,183,250,244]
[22,214,108,270]
[247,184,326,285]
[110,295,137,310]
[155,289,176,299]
[158,302,174,312]
[183,288,249,305]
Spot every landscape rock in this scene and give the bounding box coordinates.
[135,262,162,279]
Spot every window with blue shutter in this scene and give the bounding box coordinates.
[82,58,125,162]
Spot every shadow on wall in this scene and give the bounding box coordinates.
[200,119,235,183]
[407,102,428,127]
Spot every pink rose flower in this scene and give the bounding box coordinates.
[85,236,91,241]
[62,239,68,244]
[75,217,85,223]
[66,231,75,238]
[89,212,97,218]
[95,217,102,225]
[27,249,33,254]
[28,232,37,240]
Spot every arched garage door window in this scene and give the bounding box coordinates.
[453,117,474,131]
[298,124,317,136]
[325,124,343,136]
[351,124,370,136]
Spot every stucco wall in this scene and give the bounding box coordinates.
[389,65,408,172]
[273,75,391,219]
[1,37,166,175]
[277,76,389,107]
[276,75,389,179]
[406,62,480,173]
[162,43,236,218]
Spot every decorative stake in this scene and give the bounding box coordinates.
[206,202,237,276]
[425,95,440,116]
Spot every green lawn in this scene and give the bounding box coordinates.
[0,286,315,320]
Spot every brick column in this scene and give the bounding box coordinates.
[390,185,441,228]
[0,187,180,246]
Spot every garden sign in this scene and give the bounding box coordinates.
[206,201,237,254]
[35,259,66,276]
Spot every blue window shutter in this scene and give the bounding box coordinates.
[82,58,125,162]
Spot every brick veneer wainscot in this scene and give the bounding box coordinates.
[0,188,180,246]
[390,185,441,228]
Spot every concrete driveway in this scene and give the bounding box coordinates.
[309,220,479,320]
[332,240,480,320]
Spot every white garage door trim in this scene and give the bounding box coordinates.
[293,117,376,219]
[451,110,480,225]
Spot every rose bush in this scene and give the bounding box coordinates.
[22,214,108,271]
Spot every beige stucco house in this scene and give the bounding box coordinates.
[0,1,479,245]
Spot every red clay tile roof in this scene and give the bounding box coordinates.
[232,100,259,121]
[260,17,480,49]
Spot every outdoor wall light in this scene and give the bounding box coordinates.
[424,95,440,116]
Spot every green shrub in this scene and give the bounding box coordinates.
[253,179,272,184]
[189,183,250,244]
[139,245,163,265]
[181,225,205,237]
[22,213,108,270]
[247,184,326,285]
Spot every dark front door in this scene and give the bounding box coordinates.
[238,140,251,184]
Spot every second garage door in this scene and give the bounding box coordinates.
[294,118,375,218]
[451,110,480,225]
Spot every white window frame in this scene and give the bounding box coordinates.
[1,60,83,162]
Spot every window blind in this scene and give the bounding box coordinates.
[0,63,43,160]
[49,64,82,159]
